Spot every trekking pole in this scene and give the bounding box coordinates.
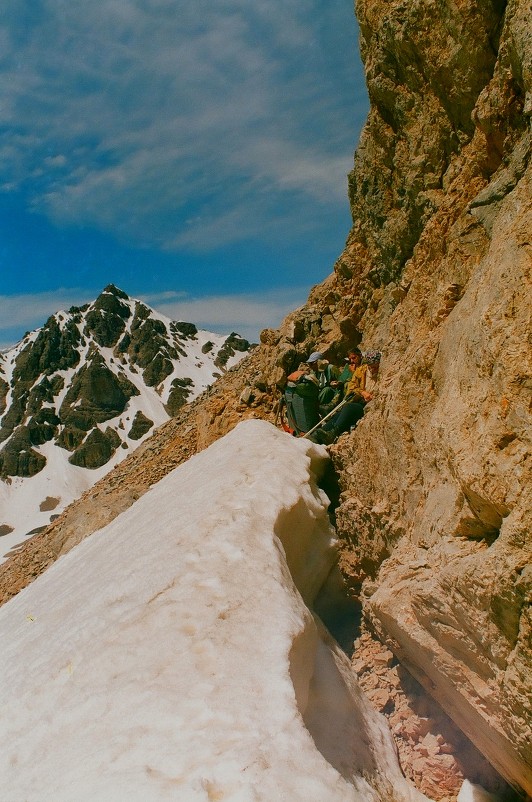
[273,394,283,428]
[302,396,350,439]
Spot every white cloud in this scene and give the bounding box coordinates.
[0,289,95,349]
[0,289,94,332]
[0,0,366,251]
[0,286,307,348]
[145,287,309,341]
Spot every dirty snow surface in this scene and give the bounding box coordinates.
[0,420,428,802]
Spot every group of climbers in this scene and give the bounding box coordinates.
[282,347,381,444]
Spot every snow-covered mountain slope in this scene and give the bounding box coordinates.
[0,284,250,561]
[0,420,429,802]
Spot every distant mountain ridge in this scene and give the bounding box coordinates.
[0,284,250,555]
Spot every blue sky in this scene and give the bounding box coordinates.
[0,0,368,346]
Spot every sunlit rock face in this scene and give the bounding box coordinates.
[0,422,429,802]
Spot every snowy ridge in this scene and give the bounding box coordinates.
[0,285,251,562]
[0,421,428,802]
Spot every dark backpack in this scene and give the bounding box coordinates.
[284,371,320,434]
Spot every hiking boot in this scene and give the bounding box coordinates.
[313,428,337,445]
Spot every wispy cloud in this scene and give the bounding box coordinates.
[0,289,94,334]
[0,288,96,351]
[0,0,366,251]
[144,288,309,342]
[0,286,307,349]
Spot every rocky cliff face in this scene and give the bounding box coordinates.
[248,1,532,794]
[0,1,529,798]
[331,2,531,796]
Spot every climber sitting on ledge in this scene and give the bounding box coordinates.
[315,357,342,415]
[312,349,381,444]
[283,352,322,436]
[360,349,381,402]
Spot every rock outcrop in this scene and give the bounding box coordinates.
[0,286,251,559]
[0,284,251,480]
[0,1,530,799]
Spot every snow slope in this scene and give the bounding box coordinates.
[0,420,429,802]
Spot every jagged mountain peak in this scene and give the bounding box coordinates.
[0,288,251,555]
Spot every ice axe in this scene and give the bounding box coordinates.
[302,395,351,440]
